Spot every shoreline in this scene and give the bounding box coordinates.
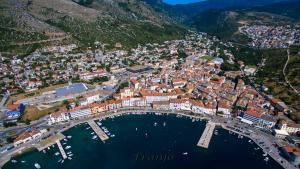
[0,109,295,169]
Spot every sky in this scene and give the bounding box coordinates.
[163,0,204,5]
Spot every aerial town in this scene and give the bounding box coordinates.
[0,32,299,168]
[241,25,300,48]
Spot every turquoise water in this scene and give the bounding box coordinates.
[3,114,283,169]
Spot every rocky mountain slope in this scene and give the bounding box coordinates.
[0,0,186,56]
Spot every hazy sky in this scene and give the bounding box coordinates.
[163,0,204,5]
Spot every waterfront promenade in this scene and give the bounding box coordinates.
[87,120,109,141]
[197,122,216,148]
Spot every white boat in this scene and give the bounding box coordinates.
[67,152,72,155]
[65,146,71,149]
[163,122,166,127]
[68,154,73,157]
[34,163,41,169]
[64,139,68,141]
[92,135,97,139]
[61,160,64,164]
[47,147,50,150]
[135,128,138,131]
[63,142,67,145]
[11,160,17,163]
[42,150,46,153]
[263,153,268,157]
[67,136,72,139]
[91,132,95,135]
[97,122,102,126]
[21,161,26,163]
[68,157,72,160]
[154,122,157,126]
[264,157,269,161]
[58,159,62,163]
[111,134,115,137]
[55,152,60,156]
[183,152,188,155]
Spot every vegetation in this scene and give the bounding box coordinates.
[255,46,300,115]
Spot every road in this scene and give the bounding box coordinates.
[283,48,300,96]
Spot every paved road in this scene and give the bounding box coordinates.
[283,48,300,96]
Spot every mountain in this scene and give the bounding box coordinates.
[142,0,292,21]
[0,0,187,56]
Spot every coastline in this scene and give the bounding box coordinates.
[0,108,295,169]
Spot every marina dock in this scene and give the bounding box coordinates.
[36,133,65,151]
[56,140,67,159]
[197,122,216,148]
[87,120,109,141]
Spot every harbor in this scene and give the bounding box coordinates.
[87,120,109,141]
[197,122,216,148]
[1,114,284,169]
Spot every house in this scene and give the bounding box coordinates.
[258,114,276,129]
[217,101,231,117]
[80,92,102,106]
[280,146,300,166]
[278,122,300,134]
[152,101,170,110]
[13,128,44,147]
[89,103,108,115]
[48,110,70,125]
[120,87,134,99]
[169,99,191,111]
[69,106,92,119]
[79,69,107,81]
[191,100,205,114]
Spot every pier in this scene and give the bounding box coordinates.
[87,120,109,141]
[56,140,67,159]
[197,122,216,148]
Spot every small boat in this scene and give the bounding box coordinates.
[97,122,102,126]
[68,154,74,157]
[183,152,188,155]
[154,122,157,126]
[65,146,71,149]
[47,147,50,150]
[92,135,97,139]
[63,139,68,141]
[61,160,64,164]
[263,153,268,157]
[111,134,115,137]
[42,150,46,153]
[163,122,166,127]
[55,152,60,156]
[58,159,62,163]
[67,152,72,155]
[34,163,41,169]
[21,161,26,163]
[11,160,17,163]
[68,157,72,160]
[135,128,138,131]
[264,157,269,161]
[91,132,95,135]
[52,145,55,148]
[63,143,67,145]
[67,136,72,139]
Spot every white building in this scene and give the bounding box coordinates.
[48,110,70,125]
[69,107,92,119]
